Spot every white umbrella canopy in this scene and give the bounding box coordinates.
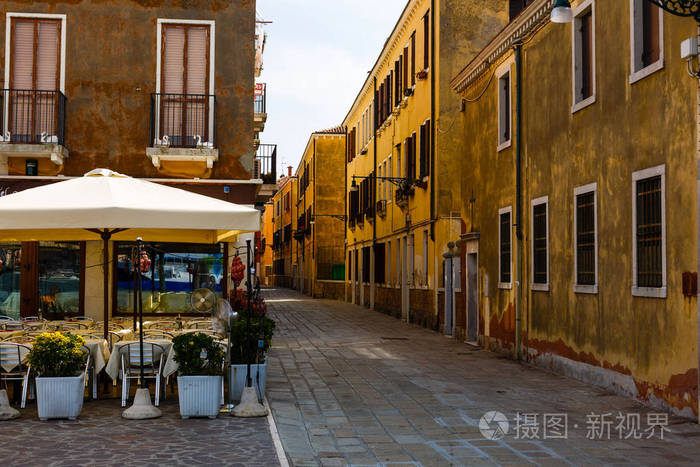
[0,168,260,242]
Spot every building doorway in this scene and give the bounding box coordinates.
[466,252,479,344]
[401,236,409,322]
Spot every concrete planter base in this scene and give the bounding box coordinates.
[177,375,222,419]
[229,363,267,403]
[36,374,85,421]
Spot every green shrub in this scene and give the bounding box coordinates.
[27,332,87,377]
[229,315,275,364]
[172,332,225,376]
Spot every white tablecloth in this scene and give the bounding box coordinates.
[0,338,109,373]
[104,340,172,380]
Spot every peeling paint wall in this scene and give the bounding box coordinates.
[0,0,255,179]
[456,2,699,417]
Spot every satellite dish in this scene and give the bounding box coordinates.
[190,288,216,313]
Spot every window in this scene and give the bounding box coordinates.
[531,197,549,291]
[630,0,663,83]
[572,1,596,112]
[362,246,371,284]
[574,183,598,293]
[387,241,392,286]
[497,61,512,151]
[499,206,512,288]
[632,165,666,298]
[157,21,214,146]
[114,242,223,315]
[403,45,409,93]
[423,11,430,70]
[509,0,534,21]
[374,243,386,284]
[387,155,393,201]
[409,234,415,286]
[354,250,359,282]
[396,143,402,179]
[419,119,431,178]
[396,239,401,287]
[6,15,65,144]
[422,230,428,287]
[405,133,416,181]
[411,32,416,86]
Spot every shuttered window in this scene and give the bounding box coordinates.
[419,120,430,178]
[411,32,416,86]
[575,190,596,286]
[499,209,512,285]
[423,11,430,70]
[160,24,210,146]
[532,201,548,285]
[636,175,662,288]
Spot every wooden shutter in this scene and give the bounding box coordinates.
[411,32,416,86]
[580,11,593,99]
[423,11,430,70]
[36,21,59,91]
[12,21,35,90]
[186,27,208,95]
[163,25,185,94]
[642,1,660,67]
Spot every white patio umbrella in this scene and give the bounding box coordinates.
[0,168,260,337]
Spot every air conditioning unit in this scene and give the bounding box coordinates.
[253,159,261,179]
[376,200,387,218]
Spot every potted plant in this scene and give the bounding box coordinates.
[172,332,225,419]
[229,294,275,403]
[27,332,88,421]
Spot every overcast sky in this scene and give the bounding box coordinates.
[256,0,407,176]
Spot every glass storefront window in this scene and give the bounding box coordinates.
[39,242,82,318]
[0,243,22,320]
[115,242,224,315]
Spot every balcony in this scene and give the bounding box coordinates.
[0,89,68,174]
[147,93,218,173]
[254,83,267,139]
[254,143,278,205]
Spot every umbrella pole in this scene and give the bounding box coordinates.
[137,238,145,388]
[101,231,111,340]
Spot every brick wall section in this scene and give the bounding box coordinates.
[409,289,435,330]
[375,287,402,319]
[313,281,344,300]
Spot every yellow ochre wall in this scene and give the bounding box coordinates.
[455,0,698,417]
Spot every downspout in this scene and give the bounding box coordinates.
[429,0,436,241]
[344,126,348,302]
[514,40,523,361]
[372,76,378,309]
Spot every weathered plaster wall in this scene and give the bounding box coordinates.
[457,3,698,417]
[0,0,255,179]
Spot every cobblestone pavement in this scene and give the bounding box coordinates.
[0,398,278,466]
[264,287,700,467]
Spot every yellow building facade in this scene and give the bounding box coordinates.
[269,170,298,288]
[452,0,699,418]
[294,128,347,299]
[343,0,510,334]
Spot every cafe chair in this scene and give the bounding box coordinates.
[0,343,32,408]
[21,316,46,322]
[1,321,23,331]
[186,320,213,330]
[120,342,166,407]
[80,345,97,400]
[142,330,174,340]
[61,322,89,331]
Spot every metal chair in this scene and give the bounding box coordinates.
[145,320,177,330]
[69,316,94,323]
[61,322,89,331]
[0,343,32,408]
[180,329,219,337]
[21,316,46,322]
[0,315,14,321]
[186,320,213,330]
[79,344,97,400]
[120,342,166,407]
[1,321,23,331]
[143,330,174,340]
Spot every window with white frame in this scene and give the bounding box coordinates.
[632,165,666,298]
[498,206,512,288]
[630,0,663,83]
[531,196,549,291]
[496,61,512,150]
[574,183,598,293]
[572,0,596,112]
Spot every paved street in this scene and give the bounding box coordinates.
[0,399,278,466]
[265,287,700,467]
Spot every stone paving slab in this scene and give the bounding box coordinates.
[264,287,700,467]
[0,398,279,466]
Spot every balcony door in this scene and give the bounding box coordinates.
[160,24,210,147]
[8,18,61,143]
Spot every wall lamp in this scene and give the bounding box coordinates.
[550,0,573,23]
[349,175,410,192]
[310,214,347,223]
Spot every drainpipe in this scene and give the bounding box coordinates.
[514,40,523,361]
[429,0,436,241]
[313,138,317,297]
[344,126,348,302]
[372,76,378,310]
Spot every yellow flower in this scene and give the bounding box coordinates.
[189,341,194,346]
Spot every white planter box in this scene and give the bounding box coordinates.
[36,373,85,421]
[177,375,222,419]
[229,363,266,403]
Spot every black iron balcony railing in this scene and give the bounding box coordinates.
[256,143,277,183]
[254,83,267,114]
[150,93,216,149]
[0,89,66,146]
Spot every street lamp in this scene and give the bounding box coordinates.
[550,0,573,23]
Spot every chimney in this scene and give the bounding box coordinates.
[288,166,293,177]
